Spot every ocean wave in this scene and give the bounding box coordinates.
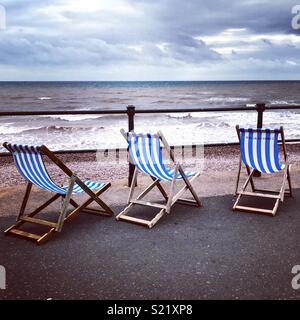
[47,115,103,122]
[177,97,200,101]
[12,125,105,135]
[37,116,69,122]
[167,113,192,119]
[164,111,235,120]
[269,100,298,105]
[151,100,178,104]
[2,111,300,151]
[38,97,52,100]
[205,97,250,103]
[0,124,43,135]
[37,114,126,122]
[197,121,230,128]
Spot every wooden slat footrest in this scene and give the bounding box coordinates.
[237,191,279,199]
[234,205,273,215]
[132,200,166,209]
[118,215,151,227]
[20,216,57,228]
[7,228,41,241]
[255,188,292,196]
[6,226,56,244]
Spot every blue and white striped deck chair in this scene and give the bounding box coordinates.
[233,126,292,216]
[3,142,113,244]
[116,130,202,228]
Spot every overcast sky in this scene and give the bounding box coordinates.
[0,0,300,80]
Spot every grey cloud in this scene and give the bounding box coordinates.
[0,35,142,66]
[0,34,220,67]
[231,40,300,62]
[0,0,300,79]
[163,35,221,63]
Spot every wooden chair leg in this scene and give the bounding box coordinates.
[233,168,255,211]
[287,164,293,197]
[279,166,288,202]
[150,176,168,201]
[171,172,200,206]
[235,158,242,195]
[246,165,256,191]
[166,163,179,213]
[178,165,202,207]
[8,192,62,232]
[234,164,292,216]
[116,177,158,222]
[74,178,113,214]
[56,176,75,232]
[116,203,134,221]
[69,198,79,208]
[149,208,166,228]
[69,184,113,216]
[127,167,138,204]
[272,199,280,216]
[5,192,63,244]
[65,186,113,224]
[116,174,169,225]
[30,193,62,216]
[177,165,202,207]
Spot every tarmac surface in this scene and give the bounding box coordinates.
[0,191,300,300]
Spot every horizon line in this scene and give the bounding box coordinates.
[0,79,300,82]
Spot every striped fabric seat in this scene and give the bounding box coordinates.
[239,128,285,174]
[128,133,195,181]
[6,144,105,194]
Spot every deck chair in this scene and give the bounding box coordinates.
[3,143,113,244]
[116,130,202,228]
[233,126,292,216]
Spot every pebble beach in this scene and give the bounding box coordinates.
[1,144,300,218]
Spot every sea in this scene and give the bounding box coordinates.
[0,81,300,152]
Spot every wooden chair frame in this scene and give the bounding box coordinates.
[233,126,292,216]
[3,143,113,244]
[116,130,202,228]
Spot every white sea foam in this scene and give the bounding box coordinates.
[38,97,52,100]
[2,113,300,152]
[166,113,192,119]
[2,109,300,152]
[205,97,250,103]
[1,81,300,152]
[0,124,43,135]
[43,115,102,122]
[270,100,298,105]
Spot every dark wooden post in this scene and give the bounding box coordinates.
[254,103,266,177]
[127,105,136,186]
[256,103,265,128]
